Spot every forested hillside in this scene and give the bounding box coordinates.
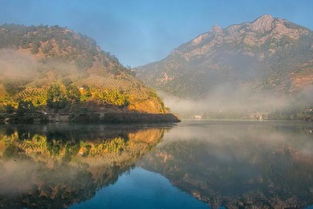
[0,24,179,123]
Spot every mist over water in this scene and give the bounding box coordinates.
[159,84,313,118]
[139,120,313,208]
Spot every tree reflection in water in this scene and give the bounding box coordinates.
[1,121,313,209]
[0,124,172,209]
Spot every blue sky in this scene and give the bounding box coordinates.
[0,0,313,66]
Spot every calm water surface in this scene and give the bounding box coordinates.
[0,121,313,209]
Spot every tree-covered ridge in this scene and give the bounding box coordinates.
[0,24,127,73]
[0,24,172,115]
[0,82,129,110]
[0,82,173,124]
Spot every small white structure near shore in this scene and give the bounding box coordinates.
[193,115,202,120]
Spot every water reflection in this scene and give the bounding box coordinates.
[0,124,172,209]
[1,121,313,209]
[139,121,313,209]
[70,167,209,209]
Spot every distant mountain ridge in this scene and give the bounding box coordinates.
[137,15,313,99]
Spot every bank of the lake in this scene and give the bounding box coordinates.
[0,110,180,124]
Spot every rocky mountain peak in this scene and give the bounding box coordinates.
[138,15,313,100]
[250,14,275,32]
[212,25,223,33]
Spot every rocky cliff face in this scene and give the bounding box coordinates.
[138,15,313,99]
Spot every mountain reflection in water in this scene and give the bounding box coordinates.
[1,121,313,209]
[139,121,313,209]
[70,167,209,209]
[0,124,172,209]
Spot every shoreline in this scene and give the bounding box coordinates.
[0,111,180,124]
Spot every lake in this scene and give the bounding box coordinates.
[0,120,313,209]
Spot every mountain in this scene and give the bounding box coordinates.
[0,24,179,122]
[137,15,313,116]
